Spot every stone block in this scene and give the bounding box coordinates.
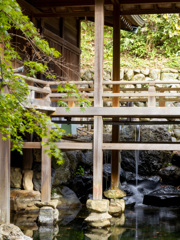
[124,69,134,80]
[132,74,145,81]
[10,190,40,211]
[161,73,179,81]
[149,69,160,80]
[89,219,111,228]
[35,200,59,209]
[38,207,54,225]
[85,212,112,222]
[141,68,149,76]
[104,189,126,199]
[86,199,109,213]
[23,170,33,191]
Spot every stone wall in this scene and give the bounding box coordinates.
[81,68,180,82]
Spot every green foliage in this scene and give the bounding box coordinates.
[75,165,85,176]
[57,83,91,109]
[81,14,180,69]
[0,0,89,163]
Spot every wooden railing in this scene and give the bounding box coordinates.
[13,73,180,109]
[48,80,180,107]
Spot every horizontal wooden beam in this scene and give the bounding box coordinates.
[102,143,180,151]
[32,0,112,8]
[52,107,180,117]
[51,120,180,125]
[28,86,51,94]
[120,0,180,4]
[121,7,180,15]
[103,92,180,97]
[33,10,112,18]
[10,142,41,149]
[55,142,92,149]
[23,142,41,148]
[15,74,48,85]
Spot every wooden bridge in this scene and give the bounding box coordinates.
[1,0,180,224]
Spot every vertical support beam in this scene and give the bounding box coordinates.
[93,0,104,200]
[41,126,51,202]
[0,134,10,224]
[111,1,120,190]
[148,83,156,107]
[94,0,104,107]
[0,42,11,224]
[93,116,103,200]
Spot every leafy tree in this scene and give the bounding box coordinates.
[0,0,90,163]
[81,14,180,69]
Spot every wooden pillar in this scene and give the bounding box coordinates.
[148,83,156,107]
[41,126,51,202]
[0,134,10,224]
[0,43,11,222]
[93,0,104,200]
[93,116,103,200]
[111,1,121,190]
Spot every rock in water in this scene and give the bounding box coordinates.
[38,206,59,225]
[143,185,180,207]
[104,189,126,199]
[0,224,32,240]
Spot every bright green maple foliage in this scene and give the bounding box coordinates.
[0,0,71,163]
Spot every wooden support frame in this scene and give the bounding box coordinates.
[41,127,51,202]
[93,0,104,200]
[111,0,120,190]
[93,116,103,200]
[0,133,10,224]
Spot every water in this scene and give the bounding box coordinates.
[12,206,180,240]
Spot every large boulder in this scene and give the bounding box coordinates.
[68,175,93,203]
[143,185,180,207]
[52,151,81,186]
[51,186,81,209]
[121,125,172,176]
[33,164,55,191]
[159,165,180,186]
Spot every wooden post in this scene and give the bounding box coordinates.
[93,0,104,200]
[0,134,10,224]
[0,85,11,224]
[94,0,104,107]
[93,116,103,200]
[0,41,11,223]
[41,126,51,202]
[111,1,120,190]
[148,83,156,107]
